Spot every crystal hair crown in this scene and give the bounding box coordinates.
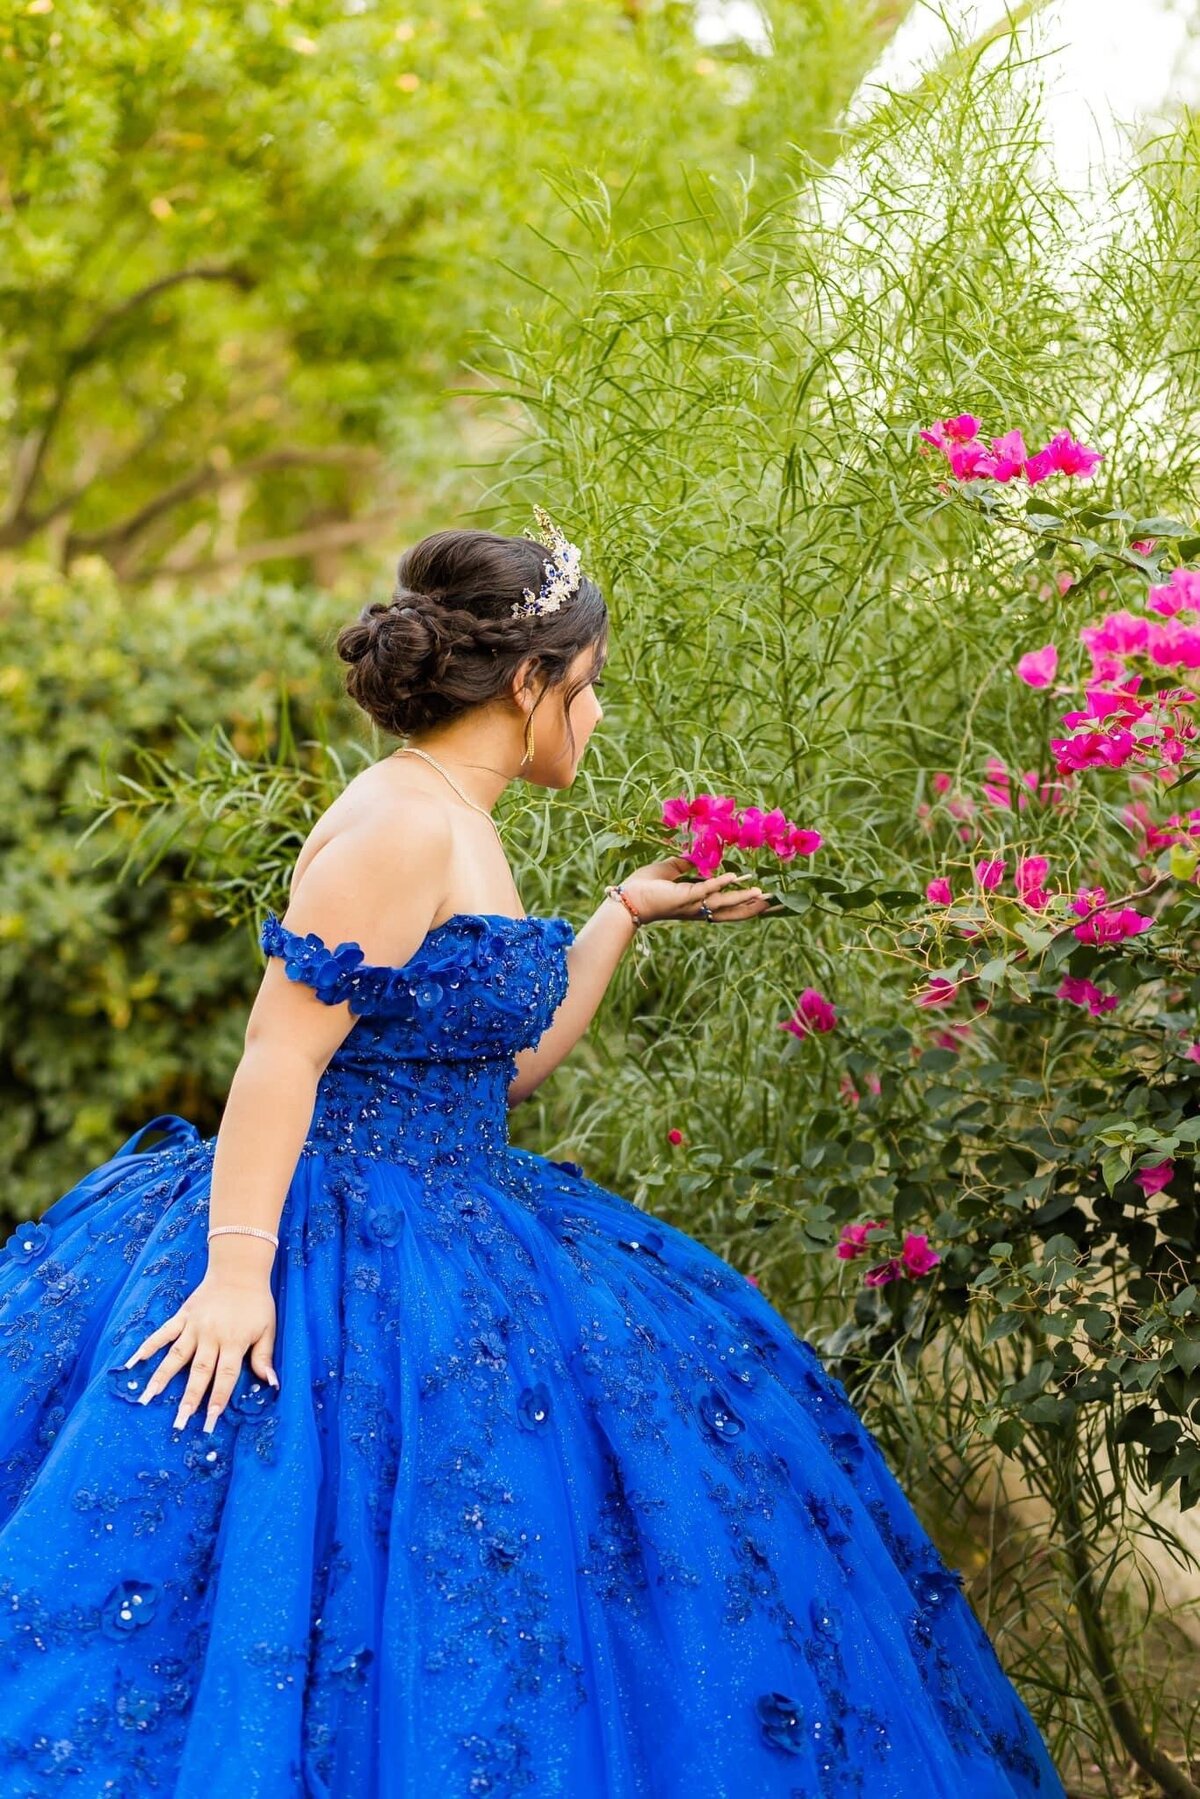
[511,504,584,620]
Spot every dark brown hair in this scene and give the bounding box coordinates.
[336,526,608,755]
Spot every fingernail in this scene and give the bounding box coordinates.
[124,1354,137,1368]
[172,1408,186,1430]
[203,1413,216,1435]
[268,1372,279,1389]
[138,1390,152,1405]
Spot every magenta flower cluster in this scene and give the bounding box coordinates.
[919,415,1103,485]
[662,791,821,881]
[836,1220,942,1289]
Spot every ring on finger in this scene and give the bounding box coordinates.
[698,900,713,922]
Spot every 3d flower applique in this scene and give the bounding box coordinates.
[516,1384,552,1431]
[412,978,443,1010]
[718,1339,759,1390]
[227,1373,280,1427]
[472,1329,508,1368]
[108,1363,152,1403]
[481,1529,522,1571]
[100,1578,160,1639]
[4,1221,51,1263]
[361,1202,406,1246]
[618,1228,666,1259]
[329,1644,374,1682]
[549,1158,585,1181]
[828,1427,866,1472]
[909,1557,966,1611]
[755,1689,806,1755]
[694,1382,745,1442]
[183,1438,230,1479]
[268,922,366,1004]
[740,1315,781,1360]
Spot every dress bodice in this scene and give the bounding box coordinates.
[259,909,575,1168]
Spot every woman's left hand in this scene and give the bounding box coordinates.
[617,855,782,926]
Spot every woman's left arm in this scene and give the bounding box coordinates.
[507,857,772,1105]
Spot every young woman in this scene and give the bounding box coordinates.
[0,515,1066,1797]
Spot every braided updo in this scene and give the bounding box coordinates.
[336,526,608,748]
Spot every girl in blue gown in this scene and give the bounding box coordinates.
[0,516,1067,1797]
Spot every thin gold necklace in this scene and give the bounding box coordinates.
[392,745,504,843]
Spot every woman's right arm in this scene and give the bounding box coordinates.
[124,805,453,1435]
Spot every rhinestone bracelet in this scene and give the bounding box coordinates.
[604,883,642,929]
[208,1224,280,1248]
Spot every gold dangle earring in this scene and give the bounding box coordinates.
[521,711,536,766]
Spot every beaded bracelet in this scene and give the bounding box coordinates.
[604,883,642,929]
[208,1224,280,1249]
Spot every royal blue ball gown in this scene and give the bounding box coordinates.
[0,908,1067,1798]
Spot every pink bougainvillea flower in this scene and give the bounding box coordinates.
[915,976,959,1008]
[1061,678,1147,729]
[1050,727,1139,774]
[782,825,823,858]
[1017,643,1058,688]
[1024,431,1104,484]
[733,805,770,848]
[864,1259,903,1288]
[664,791,822,877]
[778,988,837,1039]
[1071,885,1108,915]
[932,771,953,794]
[686,829,726,879]
[975,858,1006,892]
[919,415,982,452]
[1147,566,1200,619]
[983,758,1063,812]
[978,428,1029,482]
[900,1232,941,1277]
[1185,1042,1200,1062]
[1130,538,1157,556]
[931,1021,974,1051]
[947,440,995,480]
[1123,799,1181,853]
[836,1219,889,1261]
[1057,976,1118,1016]
[1057,572,1075,596]
[666,1127,685,1146]
[662,792,737,833]
[1073,905,1154,946]
[1015,856,1051,909]
[1133,1159,1174,1196]
[745,1272,760,1288]
[926,877,953,906]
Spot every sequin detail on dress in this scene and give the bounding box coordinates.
[0,910,1067,1798]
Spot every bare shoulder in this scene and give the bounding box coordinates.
[290,770,453,900]
[283,775,454,966]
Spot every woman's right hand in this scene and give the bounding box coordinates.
[125,1273,279,1435]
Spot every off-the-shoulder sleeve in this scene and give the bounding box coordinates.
[259,911,373,1011]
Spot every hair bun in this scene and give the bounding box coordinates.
[334,525,605,740]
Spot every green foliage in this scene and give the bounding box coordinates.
[0,555,353,1210]
[0,0,892,581]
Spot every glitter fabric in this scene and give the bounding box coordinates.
[0,909,1067,1797]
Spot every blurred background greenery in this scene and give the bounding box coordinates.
[6,1,1200,1789]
